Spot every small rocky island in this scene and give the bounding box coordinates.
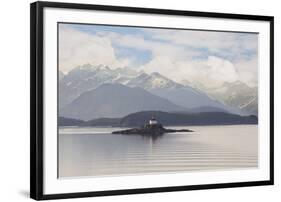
[112,117,193,135]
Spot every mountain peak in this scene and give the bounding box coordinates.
[151,72,162,77]
[203,80,258,115]
[127,71,182,90]
[75,64,110,72]
[97,64,110,70]
[223,80,249,88]
[76,63,92,70]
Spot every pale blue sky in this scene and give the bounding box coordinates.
[61,23,257,66]
[59,23,258,87]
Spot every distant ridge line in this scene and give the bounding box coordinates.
[59,111,258,127]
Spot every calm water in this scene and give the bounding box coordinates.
[59,125,258,178]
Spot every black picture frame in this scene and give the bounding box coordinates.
[30,1,274,200]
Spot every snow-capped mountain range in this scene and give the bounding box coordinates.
[191,81,258,116]
[59,64,139,108]
[127,72,183,90]
[59,64,258,119]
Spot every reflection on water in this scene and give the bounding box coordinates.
[58,125,258,178]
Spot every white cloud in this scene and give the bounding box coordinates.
[59,25,129,73]
[140,55,239,88]
[103,31,201,60]
[111,29,257,88]
[235,57,258,87]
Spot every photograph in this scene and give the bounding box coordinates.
[30,1,274,199]
[58,23,259,178]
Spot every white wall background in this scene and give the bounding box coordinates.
[0,0,279,201]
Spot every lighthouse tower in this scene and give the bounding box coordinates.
[149,116,158,125]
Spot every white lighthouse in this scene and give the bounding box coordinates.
[149,116,158,125]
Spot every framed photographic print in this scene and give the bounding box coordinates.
[30,1,274,200]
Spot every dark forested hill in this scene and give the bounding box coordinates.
[118,111,258,127]
[60,111,258,127]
